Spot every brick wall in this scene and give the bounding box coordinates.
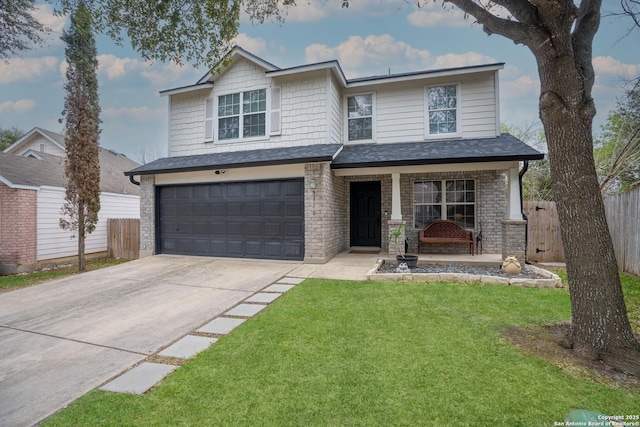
[502,220,527,261]
[0,184,37,272]
[400,170,506,255]
[304,162,346,262]
[139,175,156,257]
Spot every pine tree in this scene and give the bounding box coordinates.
[59,1,101,272]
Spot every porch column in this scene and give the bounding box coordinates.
[391,172,402,220]
[505,166,522,220]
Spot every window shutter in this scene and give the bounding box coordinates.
[204,97,214,141]
[270,87,281,135]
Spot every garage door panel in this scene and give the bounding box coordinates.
[245,202,262,217]
[158,179,304,260]
[227,222,244,236]
[227,202,244,216]
[211,204,226,216]
[264,222,283,237]
[264,202,282,217]
[285,222,304,238]
[245,222,263,237]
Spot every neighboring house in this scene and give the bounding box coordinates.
[0,128,140,274]
[126,46,543,263]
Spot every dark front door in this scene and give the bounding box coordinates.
[350,181,381,247]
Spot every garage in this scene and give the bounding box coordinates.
[157,179,305,260]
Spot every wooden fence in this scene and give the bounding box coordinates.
[603,188,640,276]
[107,218,140,260]
[523,200,565,263]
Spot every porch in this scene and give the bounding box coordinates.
[292,249,503,282]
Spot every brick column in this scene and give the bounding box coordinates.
[0,185,37,275]
[139,175,156,258]
[502,219,527,262]
[388,219,406,256]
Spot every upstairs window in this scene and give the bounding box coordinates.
[218,89,266,141]
[347,93,374,141]
[414,179,475,229]
[426,84,459,136]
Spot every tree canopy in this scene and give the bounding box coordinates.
[0,0,50,59]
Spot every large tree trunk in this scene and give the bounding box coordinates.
[444,0,640,375]
[537,34,640,376]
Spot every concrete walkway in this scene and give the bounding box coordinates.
[0,250,491,426]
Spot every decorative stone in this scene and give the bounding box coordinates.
[395,262,410,273]
[501,256,522,275]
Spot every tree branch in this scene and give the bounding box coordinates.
[444,0,544,48]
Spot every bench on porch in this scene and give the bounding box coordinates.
[418,220,475,255]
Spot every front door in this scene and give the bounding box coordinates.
[350,181,381,247]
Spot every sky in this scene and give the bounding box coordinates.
[1,1,639,163]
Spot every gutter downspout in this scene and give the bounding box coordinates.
[519,160,530,264]
[129,175,140,186]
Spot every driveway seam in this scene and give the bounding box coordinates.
[0,325,149,356]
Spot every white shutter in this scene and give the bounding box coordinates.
[204,97,214,141]
[270,87,281,135]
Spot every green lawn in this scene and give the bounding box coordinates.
[45,277,640,427]
[0,258,131,292]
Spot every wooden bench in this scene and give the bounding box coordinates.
[418,220,475,255]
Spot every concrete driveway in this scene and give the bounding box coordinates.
[0,255,303,427]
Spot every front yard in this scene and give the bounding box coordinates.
[44,274,640,426]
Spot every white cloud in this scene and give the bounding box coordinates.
[305,34,498,78]
[102,106,165,121]
[593,56,640,79]
[0,99,36,113]
[33,4,67,45]
[232,33,267,54]
[306,34,432,76]
[431,52,497,69]
[501,75,539,100]
[97,54,149,80]
[0,56,59,84]
[141,61,198,87]
[407,4,469,28]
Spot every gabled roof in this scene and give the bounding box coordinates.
[0,144,141,195]
[160,46,504,96]
[331,134,543,169]
[2,127,66,154]
[125,144,343,176]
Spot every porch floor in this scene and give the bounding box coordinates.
[290,250,503,282]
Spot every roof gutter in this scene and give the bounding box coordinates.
[519,160,530,264]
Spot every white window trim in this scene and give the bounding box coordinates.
[344,92,376,143]
[413,178,476,230]
[424,83,462,139]
[204,97,214,142]
[213,87,270,144]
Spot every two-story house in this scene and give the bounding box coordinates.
[126,46,543,263]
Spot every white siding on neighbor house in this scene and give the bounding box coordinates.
[13,135,66,157]
[345,71,498,144]
[36,187,140,261]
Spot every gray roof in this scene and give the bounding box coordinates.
[331,134,543,169]
[0,149,140,195]
[126,144,344,176]
[125,134,542,177]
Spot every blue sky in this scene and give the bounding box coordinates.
[1,1,639,162]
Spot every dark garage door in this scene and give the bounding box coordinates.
[158,179,305,260]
